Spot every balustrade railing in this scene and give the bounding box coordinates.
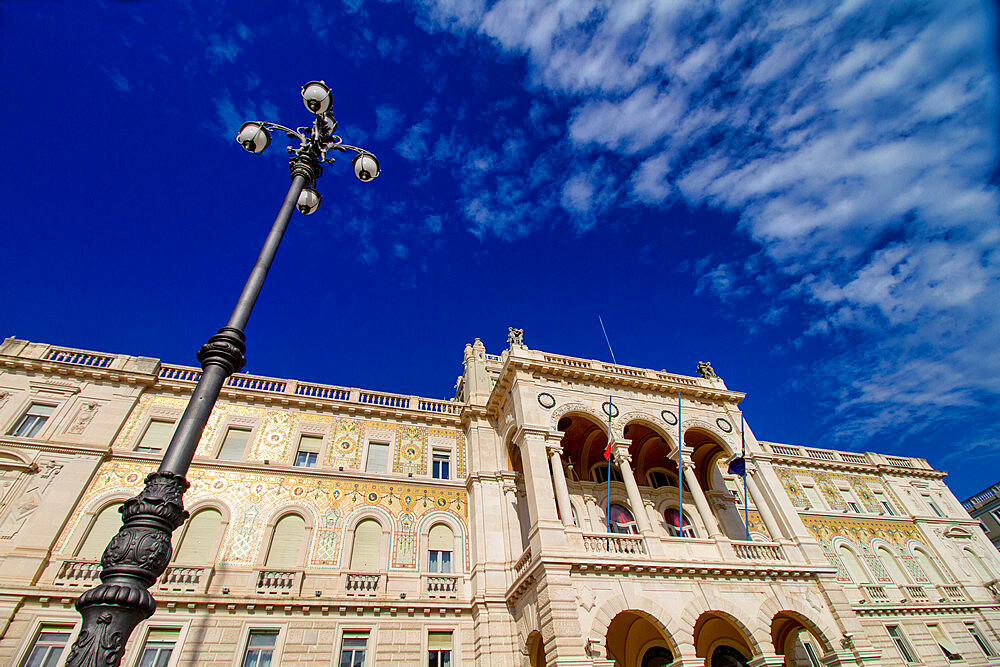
[769,445,801,456]
[344,572,381,596]
[731,541,784,561]
[902,584,930,602]
[255,569,301,595]
[54,559,102,586]
[159,366,201,382]
[840,453,867,464]
[860,584,890,603]
[940,585,967,602]
[158,566,212,593]
[227,375,286,392]
[582,533,648,557]
[806,449,837,461]
[886,457,914,468]
[44,348,114,368]
[514,547,532,577]
[295,382,351,400]
[425,574,459,598]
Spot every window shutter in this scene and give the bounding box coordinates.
[350,519,382,570]
[299,435,322,453]
[428,631,453,651]
[174,509,223,563]
[876,547,909,584]
[137,420,175,451]
[217,428,251,461]
[915,549,943,583]
[837,546,869,583]
[77,503,124,558]
[265,514,305,567]
[428,524,453,552]
[366,443,388,473]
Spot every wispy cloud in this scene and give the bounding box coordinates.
[413,0,1000,448]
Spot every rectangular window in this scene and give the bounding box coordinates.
[432,451,451,480]
[840,488,860,513]
[20,625,71,667]
[217,427,251,461]
[966,622,997,657]
[339,631,368,667]
[886,625,915,663]
[295,435,322,468]
[366,442,388,474]
[136,419,175,453]
[138,628,180,667]
[9,403,55,438]
[802,485,825,511]
[927,624,962,661]
[802,641,821,667]
[242,631,278,667]
[428,631,453,667]
[873,490,896,515]
[429,550,453,574]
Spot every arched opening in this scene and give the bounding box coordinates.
[557,414,610,485]
[428,523,454,573]
[605,610,675,667]
[875,545,910,586]
[508,442,529,553]
[264,513,306,567]
[694,612,755,667]
[664,507,695,537]
[837,544,870,584]
[76,502,124,559]
[606,503,638,535]
[912,546,946,584]
[174,507,224,564]
[687,430,747,541]
[350,518,383,571]
[623,422,675,485]
[527,631,546,667]
[965,548,996,582]
[771,612,831,667]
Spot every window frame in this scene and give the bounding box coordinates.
[134,418,177,454]
[8,402,57,438]
[364,441,390,474]
[591,463,623,483]
[293,433,324,469]
[215,425,253,462]
[966,622,997,658]
[339,629,371,667]
[133,624,187,667]
[427,630,454,667]
[886,624,917,663]
[236,626,284,667]
[431,449,452,480]
[17,622,74,667]
[926,623,962,662]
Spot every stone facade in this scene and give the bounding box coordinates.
[962,483,1000,552]
[1,336,999,666]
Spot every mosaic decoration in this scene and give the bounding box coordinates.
[254,410,296,461]
[394,426,427,475]
[114,394,187,446]
[800,514,928,583]
[327,418,364,468]
[813,472,848,512]
[774,468,809,509]
[746,510,770,540]
[850,478,881,514]
[57,461,468,572]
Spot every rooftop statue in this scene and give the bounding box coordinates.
[697,361,717,379]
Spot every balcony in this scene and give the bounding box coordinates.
[53,558,102,587]
[255,568,303,596]
[157,566,213,594]
[424,574,460,598]
[343,571,382,597]
[902,584,930,603]
[582,533,648,557]
[860,584,891,603]
[729,541,784,562]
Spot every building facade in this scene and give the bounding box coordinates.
[963,484,1000,553]
[0,335,999,667]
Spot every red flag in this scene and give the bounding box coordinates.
[604,435,613,461]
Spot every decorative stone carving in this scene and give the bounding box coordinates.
[0,391,10,407]
[696,361,717,379]
[68,401,101,435]
[507,327,525,349]
[0,461,62,539]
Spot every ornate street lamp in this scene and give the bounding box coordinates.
[68,81,379,666]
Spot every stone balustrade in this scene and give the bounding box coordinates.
[255,569,302,596]
[53,558,102,586]
[424,574,459,598]
[343,572,381,596]
[731,541,784,561]
[582,533,648,557]
[158,566,213,594]
[514,547,532,577]
[902,584,930,602]
[860,584,890,603]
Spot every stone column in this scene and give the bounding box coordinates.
[515,427,564,548]
[746,464,785,541]
[612,444,652,534]
[548,443,574,528]
[681,454,724,539]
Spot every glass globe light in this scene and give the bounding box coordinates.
[237,122,270,154]
[296,187,321,215]
[301,81,332,114]
[353,153,381,182]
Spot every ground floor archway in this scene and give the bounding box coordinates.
[605,610,676,667]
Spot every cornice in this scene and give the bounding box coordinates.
[0,354,159,387]
[0,437,110,458]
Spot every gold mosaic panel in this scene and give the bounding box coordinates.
[57,461,469,571]
[327,418,364,468]
[395,426,426,475]
[801,514,929,583]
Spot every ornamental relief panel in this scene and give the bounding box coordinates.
[56,461,469,572]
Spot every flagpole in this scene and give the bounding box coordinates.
[742,414,749,542]
[677,391,683,537]
[599,316,617,534]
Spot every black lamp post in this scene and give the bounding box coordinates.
[68,81,379,667]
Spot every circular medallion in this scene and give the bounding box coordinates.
[267,432,283,444]
[602,401,620,418]
[661,410,678,426]
[537,392,556,409]
[402,444,421,461]
[338,439,354,452]
[367,492,378,502]
[125,472,141,485]
[330,489,341,500]
[436,497,448,507]
[212,479,227,491]
[716,418,733,433]
[292,486,305,497]
[250,482,266,496]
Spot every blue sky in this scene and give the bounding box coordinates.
[1,1,997,498]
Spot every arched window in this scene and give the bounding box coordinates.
[837,545,870,584]
[607,504,637,535]
[965,548,996,582]
[664,508,695,538]
[428,523,454,573]
[76,502,123,559]
[648,470,677,489]
[711,645,749,667]
[593,464,623,483]
[264,514,305,568]
[174,508,223,563]
[350,519,382,571]
[876,545,910,585]
[913,547,946,584]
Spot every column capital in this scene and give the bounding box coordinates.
[612,442,632,467]
[545,442,564,456]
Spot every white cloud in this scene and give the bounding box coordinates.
[414,0,1000,447]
